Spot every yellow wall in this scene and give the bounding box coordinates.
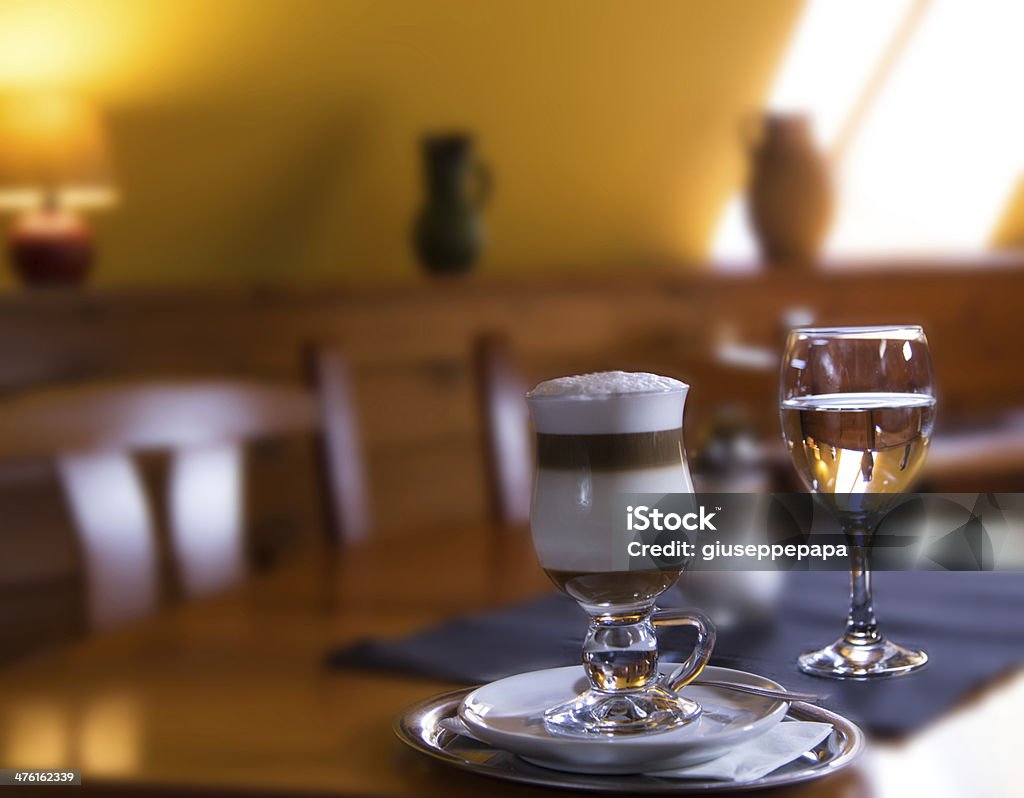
[0,0,802,286]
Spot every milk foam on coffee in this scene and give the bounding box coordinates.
[527,371,689,435]
[527,372,692,573]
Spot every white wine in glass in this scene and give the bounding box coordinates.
[780,327,935,678]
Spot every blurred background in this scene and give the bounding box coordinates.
[2,0,1024,662]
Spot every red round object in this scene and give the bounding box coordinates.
[8,209,94,286]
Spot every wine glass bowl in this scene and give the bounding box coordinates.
[780,326,935,679]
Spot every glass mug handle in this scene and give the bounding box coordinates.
[652,609,717,692]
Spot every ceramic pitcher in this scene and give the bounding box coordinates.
[745,113,832,267]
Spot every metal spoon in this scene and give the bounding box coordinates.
[664,674,824,703]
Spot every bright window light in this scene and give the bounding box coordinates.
[712,0,1024,262]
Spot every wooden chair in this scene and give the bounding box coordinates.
[472,332,532,528]
[0,346,368,631]
[307,345,371,546]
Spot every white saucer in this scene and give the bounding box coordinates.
[459,664,788,775]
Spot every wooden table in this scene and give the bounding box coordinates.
[0,524,1017,797]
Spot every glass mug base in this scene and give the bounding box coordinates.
[544,684,701,736]
[541,608,715,737]
[798,636,928,679]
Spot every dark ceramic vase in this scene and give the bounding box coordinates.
[413,134,491,274]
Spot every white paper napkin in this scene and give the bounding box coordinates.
[440,716,833,782]
[648,721,833,782]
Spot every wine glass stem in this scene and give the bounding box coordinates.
[844,525,881,646]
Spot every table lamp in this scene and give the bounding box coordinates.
[0,92,117,286]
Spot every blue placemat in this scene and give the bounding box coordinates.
[327,571,1024,735]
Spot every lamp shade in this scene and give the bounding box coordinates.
[0,92,116,211]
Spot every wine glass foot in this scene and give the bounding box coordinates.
[543,684,701,736]
[798,636,928,679]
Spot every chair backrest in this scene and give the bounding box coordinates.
[472,333,532,528]
[0,351,367,630]
[307,345,371,544]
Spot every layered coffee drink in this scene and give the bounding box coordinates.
[527,371,693,611]
[527,371,712,737]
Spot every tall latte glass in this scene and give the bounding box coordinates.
[527,372,715,737]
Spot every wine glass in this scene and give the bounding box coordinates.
[780,326,935,678]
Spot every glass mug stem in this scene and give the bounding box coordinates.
[544,608,715,736]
